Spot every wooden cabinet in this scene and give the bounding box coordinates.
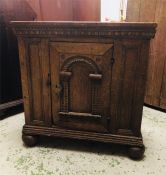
[12,22,156,159]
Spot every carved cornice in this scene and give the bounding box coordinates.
[11,22,157,39]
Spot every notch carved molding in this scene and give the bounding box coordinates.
[12,22,157,39]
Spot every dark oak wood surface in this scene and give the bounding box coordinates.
[12,21,156,159]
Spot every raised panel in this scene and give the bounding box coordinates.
[111,40,148,136]
[70,62,92,113]
[119,45,139,129]
[29,41,43,122]
[54,42,113,56]
[26,39,51,125]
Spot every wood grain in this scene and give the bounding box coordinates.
[127,0,166,109]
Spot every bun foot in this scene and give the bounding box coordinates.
[22,134,38,147]
[128,145,145,160]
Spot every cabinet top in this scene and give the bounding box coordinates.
[11,21,157,39]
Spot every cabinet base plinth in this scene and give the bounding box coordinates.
[23,124,144,158]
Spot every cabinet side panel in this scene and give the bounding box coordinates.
[111,40,149,136]
[118,45,139,130]
[24,39,51,125]
[28,41,43,121]
[18,38,31,124]
[131,41,150,133]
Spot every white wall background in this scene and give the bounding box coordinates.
[101,0,127,22]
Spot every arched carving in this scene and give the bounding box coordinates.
[61,56,100,73]
[60,56,102,115]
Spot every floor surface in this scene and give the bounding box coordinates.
[0,107,166,175]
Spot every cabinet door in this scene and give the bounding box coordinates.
[50,42,113,133]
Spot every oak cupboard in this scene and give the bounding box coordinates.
[12,22,156,159]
